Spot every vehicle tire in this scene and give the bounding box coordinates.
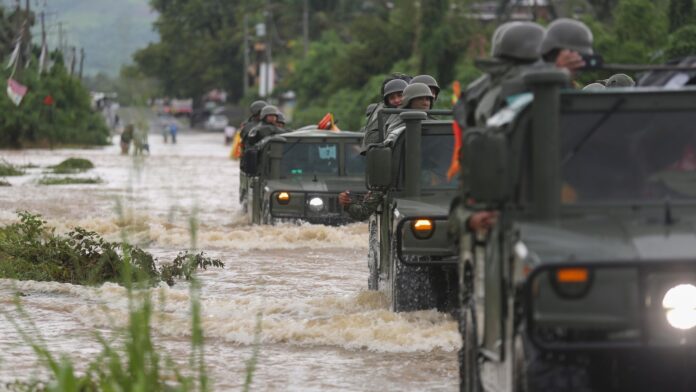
[513,328,591,392]
[458,285,481,392]
[388,237,437,312]
[367,217,379,290]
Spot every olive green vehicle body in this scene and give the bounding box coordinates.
[243,128,367,225]
[456,70,696,391]
[364,109,459,312]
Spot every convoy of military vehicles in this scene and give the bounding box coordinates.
[236,17,696,392]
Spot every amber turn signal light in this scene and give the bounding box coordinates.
[277,192,290,205]
[411,219,435,239]
[556,268,589,283]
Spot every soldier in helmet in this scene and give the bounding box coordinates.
[410,75,440,102]
[383,82,435,137]
[458,21,545,127]
[539,18,594,79]
[240,100,268,145]
[246,105,287,146]
[362,78,408,148]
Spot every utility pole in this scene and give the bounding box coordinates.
[302,0,309,56]
[70,46,76,75]
[243,13,249,97]
[265,0,273,98]
[79,47,85,79]
[58,22,64,53]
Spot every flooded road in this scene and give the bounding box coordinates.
[0,121,459,391]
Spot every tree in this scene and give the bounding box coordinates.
[668,0,694,32]
[665,24,696,58]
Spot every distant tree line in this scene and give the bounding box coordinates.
[132,0,696,130]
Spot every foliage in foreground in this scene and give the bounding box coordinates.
[0,212,223,286]
[0,160,25,176]
[50,158,94,174]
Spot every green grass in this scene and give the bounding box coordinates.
[50,157,95,174]
[0,160,24,176]
[38,176,102,185]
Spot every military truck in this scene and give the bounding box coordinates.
[455,69,696,391]
[364,108,459,311]
[241,127,367,225]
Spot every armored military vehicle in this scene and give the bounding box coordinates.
[364,108,459,311]
[455,69,696,391]
[241,127,366,225]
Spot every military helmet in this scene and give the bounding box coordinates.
[400,82,434,108]
[383,79,407,101]
[540,18,593,56]
[493,22,545,61]
[277,112,286,124]
[583,83,606,91]
[250,100,268,116]
[490,22,517,57]
[260,105,281,119]
[410,75,440,95]
[601,73,635,88]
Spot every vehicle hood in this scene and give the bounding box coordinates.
[393,192,456,218]
[264,177,366,193]
[519,212,696,264]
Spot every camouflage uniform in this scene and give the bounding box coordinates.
[246,105,287,146]
[362,79,408,149]
[345,191,385,221]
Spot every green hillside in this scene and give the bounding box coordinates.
[33,0,157,76]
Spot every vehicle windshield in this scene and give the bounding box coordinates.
[344,143,366,176]
[421,134,457,189]
[562,110,696,203]
[280,142,339,178]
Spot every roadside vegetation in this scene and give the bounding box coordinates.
[50,157,95,174]
[37,177,102,185]
[0,211,223,286]
[0,160,24,176]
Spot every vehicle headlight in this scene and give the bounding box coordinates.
[277,192,290,205]
[411,219,435,240]
[662,284,696,330]
[308,197,324,212]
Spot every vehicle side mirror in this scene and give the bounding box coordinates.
[465,130,509,204]
[366,145,392,190]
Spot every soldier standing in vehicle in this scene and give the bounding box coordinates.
[239,100,267,149]
[362,78,408,148]
[410,74,440,102]
[246,105,287,147]
[466,21,546,126]
[539,18,594,82]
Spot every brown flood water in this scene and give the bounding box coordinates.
[0,120,459,391]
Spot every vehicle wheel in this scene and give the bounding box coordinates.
[388,237,437,312]
[512,328,591,392]
[367,217,379,290]
[458,286,481,392]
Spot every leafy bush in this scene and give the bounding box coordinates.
[0,212,223,286]
[50,157,94,174]
[665,24,696,59]
[0,159,24,176]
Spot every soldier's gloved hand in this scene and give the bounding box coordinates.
[467,211,498,233]
[338,191,352,207]
[555,49,585,75]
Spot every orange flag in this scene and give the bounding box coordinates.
[317,113,340,131]
[451,80,461,106]
[447,120,463,181]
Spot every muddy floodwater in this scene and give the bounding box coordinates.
[0,126,459,391]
